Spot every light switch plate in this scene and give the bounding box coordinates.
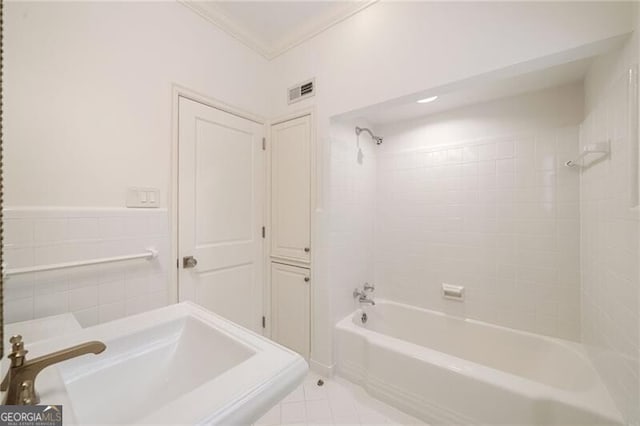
[126,187,160,208]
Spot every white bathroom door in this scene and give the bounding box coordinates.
[178,96,265,333]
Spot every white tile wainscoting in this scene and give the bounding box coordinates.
[3,208,171,326]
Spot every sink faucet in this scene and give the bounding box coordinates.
[353,288,375,306]
[1,335,106,405]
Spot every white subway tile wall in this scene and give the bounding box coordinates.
[374,129,581,340]
[328,120,378,323]
[3,208,171,326]
[580,42,640,424]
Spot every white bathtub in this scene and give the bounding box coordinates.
[335,300,622,425]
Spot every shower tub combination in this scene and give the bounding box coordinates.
[335,300,622,425]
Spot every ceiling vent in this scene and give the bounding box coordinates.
[288,78,315,104]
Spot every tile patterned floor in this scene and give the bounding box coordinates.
[254,373,426,426]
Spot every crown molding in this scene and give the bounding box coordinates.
[179,0,378,60]
[179,1,271,57]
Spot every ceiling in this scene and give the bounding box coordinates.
[180,1,377,59]
[349,57,593,126]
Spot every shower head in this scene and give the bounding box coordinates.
[355,126,383,145]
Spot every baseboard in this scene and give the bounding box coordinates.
[309,358,335,377]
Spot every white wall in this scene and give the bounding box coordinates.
[3,1,268,329]
[269,1,631,119]
[374,84,583,339]
[267,0,633,370]
[5,1,269,208]
[580,37,640,423]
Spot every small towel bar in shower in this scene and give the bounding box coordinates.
[564,141,610,168]
[4,248,158,277]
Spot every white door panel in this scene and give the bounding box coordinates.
[195,122,254,244]
[271,116,311,263]
[270,262,310,358]
[178,97,264,332]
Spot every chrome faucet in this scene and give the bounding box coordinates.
[353,286,376,306]
[1,335,106,405]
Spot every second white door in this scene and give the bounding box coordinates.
[178,96,265,333]
[270,115,311,263]
[270,262,310,358]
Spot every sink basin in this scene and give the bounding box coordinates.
[12,302,307,425]
[60,316,254,424]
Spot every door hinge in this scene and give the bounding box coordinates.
[262,316,266,328]
[262,137,266,151]
[262,226,266,238]
[176,258,179,269]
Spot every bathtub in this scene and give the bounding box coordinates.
[335,300,623,425]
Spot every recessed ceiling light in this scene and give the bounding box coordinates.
[417,96,438,104]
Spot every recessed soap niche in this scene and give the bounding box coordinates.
[442,283,464,301]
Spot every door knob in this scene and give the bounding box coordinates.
[304,277,310,282]
[304,247,310,253]
[183,256,198,269]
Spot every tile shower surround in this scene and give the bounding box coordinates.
[374,129,581,340]
[329,120,378,324]
[3,208,171,327]
[580,42,640,423]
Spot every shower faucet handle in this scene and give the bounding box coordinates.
[363,282,375,292]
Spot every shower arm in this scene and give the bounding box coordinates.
[355,126,383,145]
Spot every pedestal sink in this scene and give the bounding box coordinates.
[9,302,307,425]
